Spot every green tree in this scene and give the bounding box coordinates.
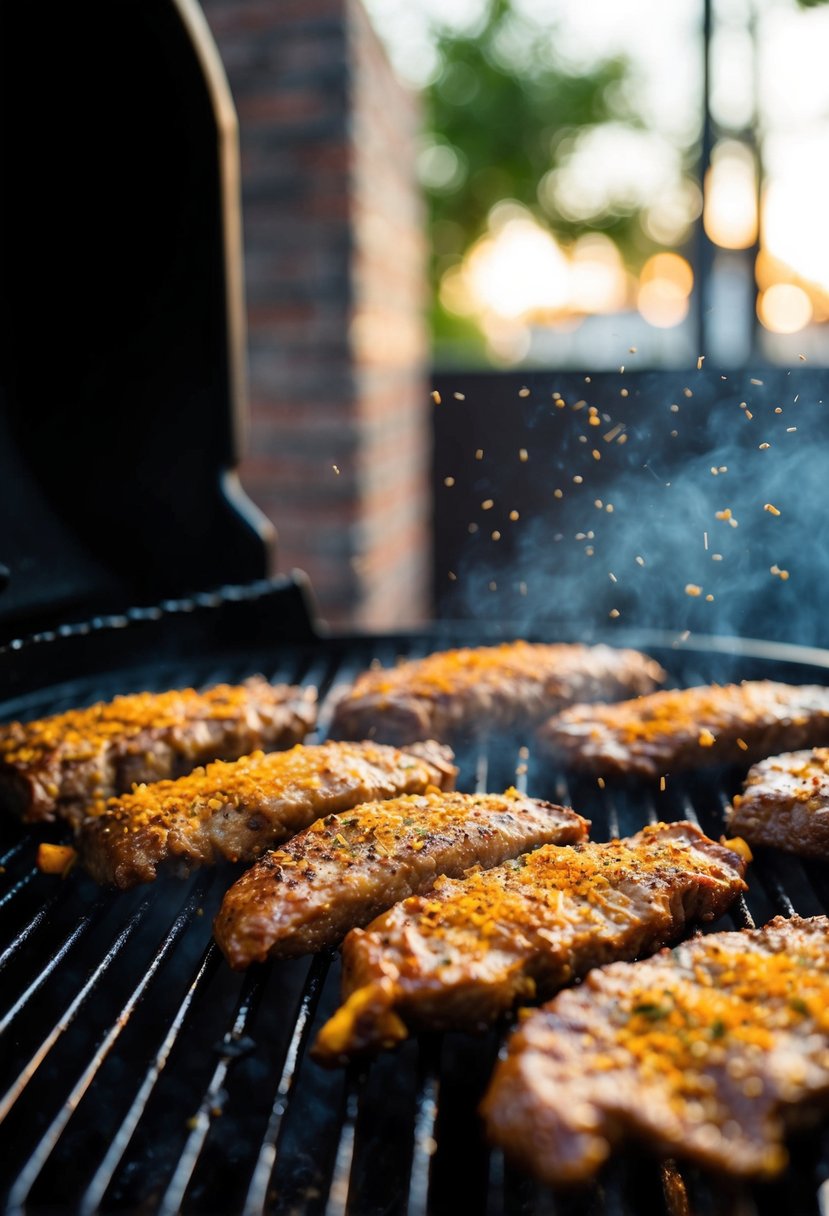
[421,0,680,364]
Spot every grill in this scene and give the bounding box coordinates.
[2,3,829,1213]
[2,608,829,1216]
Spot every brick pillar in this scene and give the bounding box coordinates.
[201,0,432,630]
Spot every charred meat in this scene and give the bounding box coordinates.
[328,641,665,745]
[538,680,829,779]
[727,748,829,860]
[78,739,456,888]
[482,915,829,1185]
[311,822,748,1065]
[0,677,317,825]
[214,790,588,968]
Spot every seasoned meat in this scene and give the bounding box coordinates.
[214,790,588,968]
[328,641,665,745]
[482,915,829,1185]
[311,822,748,1065]
[726,748,829,860]
[78,739,456,889]
[0,677,317,825]
[538,680,829,779]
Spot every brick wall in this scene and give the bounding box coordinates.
[201,0,432,630]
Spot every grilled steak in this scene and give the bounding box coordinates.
[78,739,456,888]
[726,748,829,860]
[482,915,829,1185]
[214,790,588,968]
[311,822,747,1065]
[537,680,829,779]
[328,641,665,745]
[0,677,317,825]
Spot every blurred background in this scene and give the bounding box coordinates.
[200,0,829,636]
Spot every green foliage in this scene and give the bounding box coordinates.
[421,0,678,362]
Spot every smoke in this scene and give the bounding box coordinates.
[433,367,829,654]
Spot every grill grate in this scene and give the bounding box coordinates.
[2,630,829,1215]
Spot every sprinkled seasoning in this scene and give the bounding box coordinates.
[431,390,442,404]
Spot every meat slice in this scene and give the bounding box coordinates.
[310,822,748,1066]
[214,790,588,968]
[537,680,829,779]
[482,915,829,1185]
[726,748,829,860]
[78,739,457,888]
[0,677,317,825]
[328,641,665,745]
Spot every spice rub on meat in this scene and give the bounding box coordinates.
[726,748,829,860]
[78,739,457,889]
[482,916,829,1186]
[537,680,829,779]
[0,677,317,826]
[311,822,748,1066]
[328,641,666,746]
[214,790,588,969]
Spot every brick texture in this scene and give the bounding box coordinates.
[201,0,431,630]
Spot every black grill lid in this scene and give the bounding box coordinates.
[0,0,273,640]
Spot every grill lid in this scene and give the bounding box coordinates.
[0,0,272,640]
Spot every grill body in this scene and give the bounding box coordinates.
[1,590,829,1216]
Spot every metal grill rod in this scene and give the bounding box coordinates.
[79,941,220,1216]
[6,882,209,1212]
[157,957,267,1216]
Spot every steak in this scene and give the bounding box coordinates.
[537,680,829,779]
[328,641,665,745]
[726,748,829,860]
[214,790,588,968]
[78,739,457,888]
[482,915,829,1185]
[0,677,317,825]
[311,822,748,1065]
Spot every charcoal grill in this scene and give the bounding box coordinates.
[3,617,829,1216]
[2,3,829,1214]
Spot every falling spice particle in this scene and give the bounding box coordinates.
[799,354,806,361]
[745,410,753,420]
[659,776,666,792]
[683,388,693,398]
[698,728,716,747]
[685,584,702,597]
[606,504,614,513]
[620,388,629,398]
[697,355,705,369]
[554,488,564,499]
[736,738,748,751]
[670,404,680,413]
[431,390,442,405]
[448,571,457,581]
[629,346,637,353]
[770,565,790,581]
[491,531,501,541]
[489,581,497,591]
[704,532,709,550]
[519,581,528,596]
[454,391,465,400]
[519,448,528,462]
[617,433,628,445]
[468,523,478,534]
[481,499,494,510]
[705,594,714,602]
[332,465,340,475]
[603,424,623,442]
[444,476,455,487]
[598,777,606,789]
[475,449,484,460]
[609,572,617,583]
[751,378,764,386]
[774,407,783,414]
[594,499,603,509]
[759,443,770,450]
[635,555,645,566]
[573,475,584,484]
[712,553,723,561]
[592,449,601,461]
[519,386,530,398]
[787,426,797,433]
[509,510,520,521]
[609,608,620,618]
[764,503,781,516]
